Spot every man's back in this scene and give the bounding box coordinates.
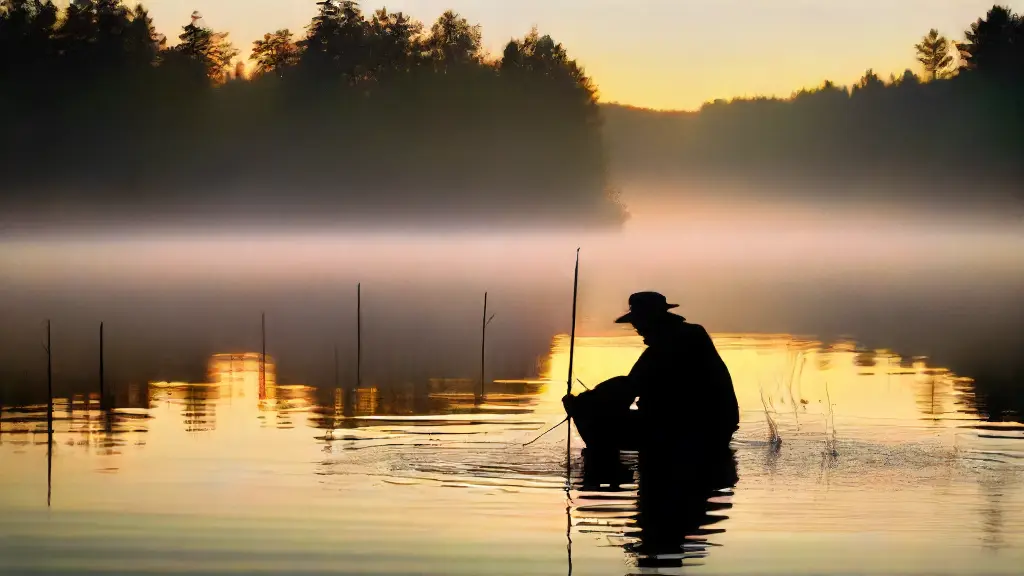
[630,317,739,442]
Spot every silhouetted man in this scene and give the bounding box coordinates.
[563,292,739,453]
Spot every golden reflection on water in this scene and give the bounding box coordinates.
[544,333,979,431]
[541,333,1024,571]
[0,333,1022,575]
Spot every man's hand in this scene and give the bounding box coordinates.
[561,394,575,417]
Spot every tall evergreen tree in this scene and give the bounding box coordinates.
[960,5,1023,78]
[123,5,164,68]
[852,69,886,95]
[174,11,238,81]
[915,29,955,80]
[426,10,481,70]
[251,29,298,77]
[297,0,367,81]
[57,0,98,72]
[367,8,423,75]
[0,0,59,86]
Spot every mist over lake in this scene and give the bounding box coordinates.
[3,191,1020,400]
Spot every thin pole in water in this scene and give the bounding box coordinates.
[566,252,581,483]
[45,320,53,507]
[356,283,361,390]
[567,250,579,402]
[565,248,580,574]
[99,322,104,410]
[260,312,266,400]
[480,292,495,401]
[522,250,580,452]
[47,418,53,507]
[46,320,52,430]
[480,292,487,400]
[333,342,341,432]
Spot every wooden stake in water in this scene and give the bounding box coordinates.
[45,320,53,507]
[566,250,580,405]
[357,283,361,390]
[480,292,495,400]
[260,312,266,400]
[565,249,580,482]
[333,342,341,431]
[99,322,105,410]
[44,320,53,428]
[481,292,488,399]
[565,248,580,575]
[47,414,53,507]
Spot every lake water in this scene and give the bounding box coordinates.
[1,201,1022,574]
[1,334,1022,575]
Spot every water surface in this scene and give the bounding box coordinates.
[2,334,1022,575]
[2,200,1022,573]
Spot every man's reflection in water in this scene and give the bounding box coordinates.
[579,446,738,569]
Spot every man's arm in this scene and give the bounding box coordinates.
[563,372,640,417]
[561,345,666,417]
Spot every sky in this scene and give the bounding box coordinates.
[99,1,1024,109]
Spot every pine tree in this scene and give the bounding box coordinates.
[915,29,954,80]
[175,11,238,81]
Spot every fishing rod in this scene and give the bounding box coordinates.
[524,249,580,447]
[564,248,579,576]
[567,248,579,403]
[522,377,590,446]
[523,415,568,446]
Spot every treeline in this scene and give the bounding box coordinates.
[0,1,625,226]
[603,5,1024,197]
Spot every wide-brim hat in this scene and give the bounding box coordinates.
[615,291,680,324]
